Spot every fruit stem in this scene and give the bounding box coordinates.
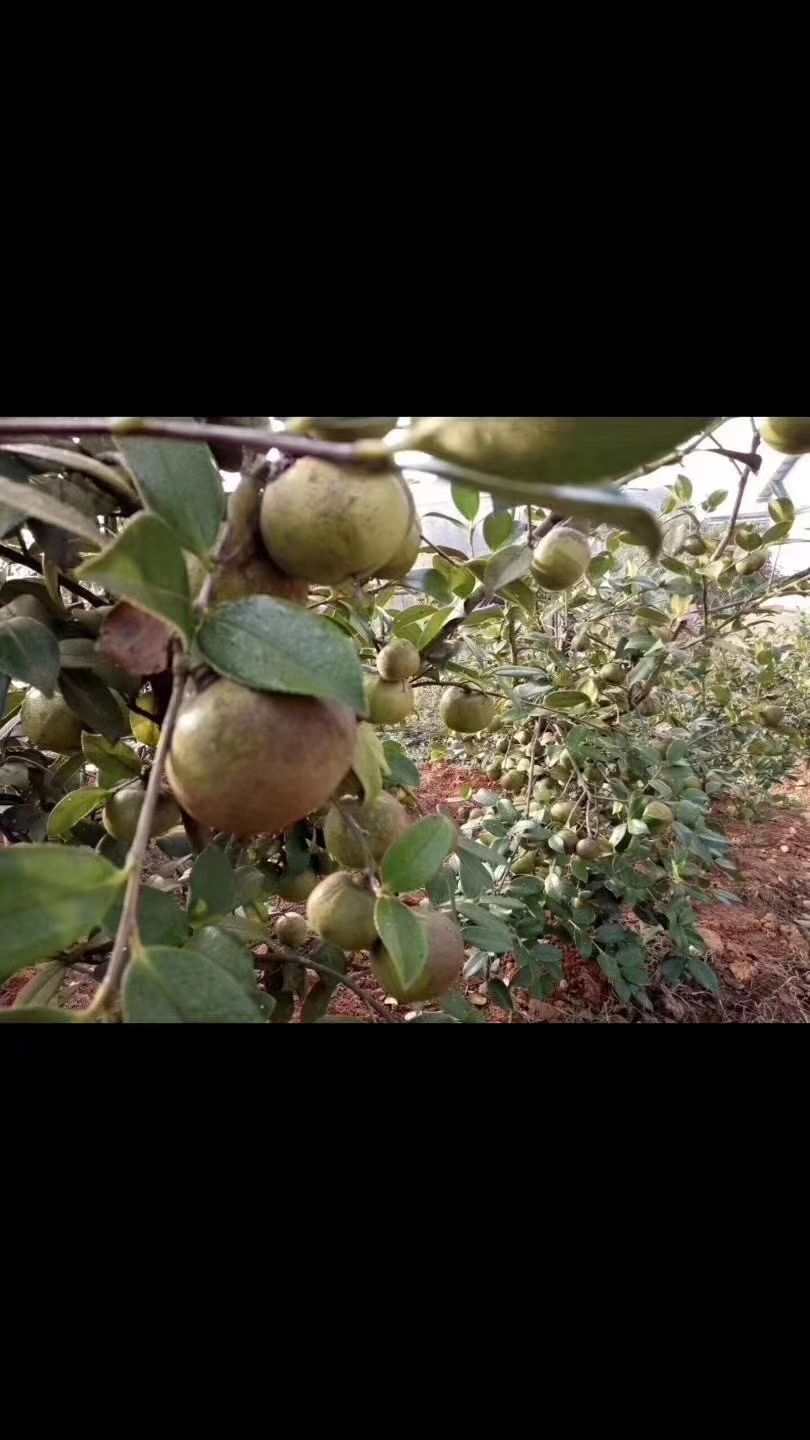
[85,645,188,1019]
[264,947,395,1023]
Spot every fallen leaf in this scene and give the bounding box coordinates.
[98,601,172,676]
[469,993,488,1007]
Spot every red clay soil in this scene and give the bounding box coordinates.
[4,766,809,1023]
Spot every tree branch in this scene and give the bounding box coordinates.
[263,947,395,1022]
[85,646,187,1018]
[0,541,105,606]
[709,424,762,561]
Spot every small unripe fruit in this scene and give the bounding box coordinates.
[486,759,503,780]
[440,687,496,734]
[533,781,556,804]
[324,791,410,868]
[376,639,421,682]
[682,536,707,556]
[364,675,415,725]
[275,913,309,948]
[495,737,510,754]
[274,868,318,902]
[502,771,526,794]
[599,662,626,686]
[103,783,181,843]
[554,828,578,852]
[531,526,591,591]
[636,692,662,716]
[550,800,575,823]
[260,457,412,584]
[21,690,83,754]
[575,837,603,861]
[735,550,766,576]
[130,690,161,747]
[306,871,378,951]
[513,851,537,875]
[761,418,810,456]
[371,908,465,1003]
[760,705,785,728]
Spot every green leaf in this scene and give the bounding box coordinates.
[483,509,515,550]
[58,671,128,744]
[381,814,456,893]
[417,603,461,652]
[104,886,191,948]
[0,474,102,547]
[609,823,627,849]
[373,895,428,992]
[351,721,389,802]
[382,740,420,790]
[300,942,347,1023]
[761,522,791,545]
[197,597,366,713]
[544,688,592,711]
[451,483,480,522]
[76,513,194,641]
[487,977,514,1012]
[47,785,109,841]
[673,474,693,502]
[439,989,486,1023]
[0,1007,79,1024]
[686,956,720,996]
[634,606,669,627]
[81,733,142,786]
[0,452,30,536]
[457,847,491,898]
[666,739,688,763]
[702,489,728,513]
[462,918,514,954]
[116,435,224,558]
[484,543,533,595]
[768,497,795,526]
[122,945,265,1023]
[186,925,257,987]
[0,617,60,695]
[187,843,237,924]
[0,846,124,982]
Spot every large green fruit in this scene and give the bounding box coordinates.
[760,705,785,728]
[306,871,378,950]
[598,661,626,686]
[324,791,410,868]
[575,837,603,861]
[275,913,309,948]
[103,782,180,843]
[21,690,83,754]
[643,801,674,824]
[439,687,496,733]
[761,418,810,455]
[376,638,421,682]
[550,800,575,823]
[502,771,525,794]
[371,908,465,1003]
[369,519,421,580]
[259,457,411,583]
[167,679,356,837]
[407,418,716,486]
[130,690,161,747]
[513,851,537,875]
[364,675,415,725]
[735,550,766,576]
[531,526,592,591]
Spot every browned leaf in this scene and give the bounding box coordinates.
[97,601,172,677]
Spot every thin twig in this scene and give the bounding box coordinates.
[0,541,105,606]
[264,947,395,1023]
[0,417,388,468]
[85,647,188,1018]
[524,716,543,818]
[709,423,762,561]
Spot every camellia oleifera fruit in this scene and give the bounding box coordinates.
[376,639,421,682]
[130,690,161,747]
[501,771,525,794]
[167,679,356,837]
[406,417,717,487]
[306,871,378,951]
[324,791,410,868]
[371,908,465,1004]
[735,550,766,576]
[21,690,84,754]
[259,457,412,584]
[274,913,309,948]
[760,705,785,728]
[272,867,318,902]
[364,675,415,725]
[439,687,496,733]
[369,519,421,580]
[531,526,591,591]
[102,782,181,843]
[760,418,810,456]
